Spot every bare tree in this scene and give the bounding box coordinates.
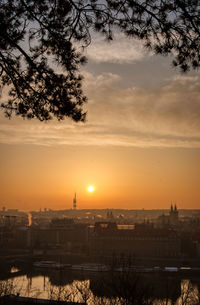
[178,280,199,305]
[0,279,16,297]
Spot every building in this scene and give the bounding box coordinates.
[30,218,88,253]
[89,221,181,259]
[156,204,179,227]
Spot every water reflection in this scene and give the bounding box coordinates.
[10,267,20,273]
[0,268,200,304]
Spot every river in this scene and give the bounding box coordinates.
[1,266,200,304]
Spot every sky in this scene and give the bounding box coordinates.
[0,33,200,211]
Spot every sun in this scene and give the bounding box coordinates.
[88,186,95,192]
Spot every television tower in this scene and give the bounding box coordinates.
[73,192,77,210]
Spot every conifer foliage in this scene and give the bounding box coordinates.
[0,0,199,121]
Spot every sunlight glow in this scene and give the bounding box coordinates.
[88,186,95,192]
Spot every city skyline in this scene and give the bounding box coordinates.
[1,3,200,305]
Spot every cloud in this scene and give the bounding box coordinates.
[0,73,200,148]
[82,71,121,92]
[85,33,147,64]
[84,73,200,147]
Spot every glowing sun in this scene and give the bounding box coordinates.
[88,186,95,192]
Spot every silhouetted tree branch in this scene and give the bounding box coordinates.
[0,0,199,121]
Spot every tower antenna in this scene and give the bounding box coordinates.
[73,192,77,210]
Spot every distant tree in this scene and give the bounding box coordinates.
[0,279,16,298]
[0,0,200,121]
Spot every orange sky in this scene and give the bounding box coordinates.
[0,144,200,210]
[0,35,200,211]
